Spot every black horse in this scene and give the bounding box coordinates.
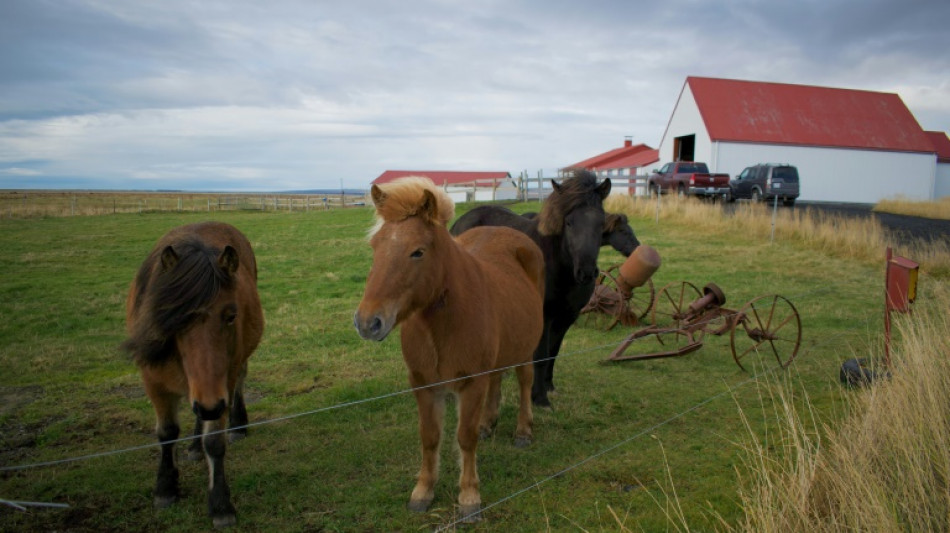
[524,211,639,256]
[451,170,610,407]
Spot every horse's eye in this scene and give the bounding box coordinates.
[222,307,237,325]
[410,249,424,259]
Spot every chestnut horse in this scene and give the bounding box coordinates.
[354,177,544,522]
[122,222,264,529]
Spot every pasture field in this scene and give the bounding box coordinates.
[0,199,944,531]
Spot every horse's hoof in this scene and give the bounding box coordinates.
[532,396,552,409]
[514,435,532,448]
[459,504,482,523]
[212,513,237,529]
[407,498,432,513]
[153,495,177,509]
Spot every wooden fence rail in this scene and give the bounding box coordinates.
[0,192,368,219]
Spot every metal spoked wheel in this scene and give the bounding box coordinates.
[582,266,655,331]
[651,281,703,347]
[731,294,802,371]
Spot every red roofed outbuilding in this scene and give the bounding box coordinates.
[659,76,942,202]
[564,138,659,195]
[372,170,519,202]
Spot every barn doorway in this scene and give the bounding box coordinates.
[673,134,695,161]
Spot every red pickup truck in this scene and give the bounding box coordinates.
[647,162,730,199]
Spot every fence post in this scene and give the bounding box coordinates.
[770,194,779,244]
[537,170,542,202]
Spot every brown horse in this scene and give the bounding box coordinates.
[354,177,544,522]
[122,222,264,529]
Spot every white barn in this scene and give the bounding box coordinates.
[659,77,941,203]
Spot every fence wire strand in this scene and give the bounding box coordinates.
[1,282,870,526]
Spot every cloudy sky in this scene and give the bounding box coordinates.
[1,0,948,191]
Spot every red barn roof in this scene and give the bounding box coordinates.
[925,131,950,163]
[597,148,660,171]
[567,139,656,170]
[685,76,934,154]
[373,170,511,186]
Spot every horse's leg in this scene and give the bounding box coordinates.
[202,415,236,528]
[531,320,553,407]
[544,318,572,393]
[228,369,249,443]
[478,373,502,440]
[457,377,489,523]
[408,388,446,513]
[186,414,203,461]
[514,363,534,448]
[150,391,181,508]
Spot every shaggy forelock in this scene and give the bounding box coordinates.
[538,169,604,235]
[368,176,455,237]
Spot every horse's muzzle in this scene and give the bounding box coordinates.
[575,265,599,285]
[353,310,393,342]
[193,399,227,421]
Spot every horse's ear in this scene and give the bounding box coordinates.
[550,179,562,194]
[371,185,387,208]
[219,245,239,274]
[419,188,438,223]
[160,246,179,272]
[597,178,612,199]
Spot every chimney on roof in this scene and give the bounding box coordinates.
[624,136,633,148]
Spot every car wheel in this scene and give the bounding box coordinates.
[751,188,762,202]
[649,184,659,198]
[783,198,796,207]
[677,184,686,197]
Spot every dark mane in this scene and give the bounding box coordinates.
[538,169,606,236]
[603,212,628,232]
[122,238,234,365]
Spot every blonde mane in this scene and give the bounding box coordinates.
[369,176,455,236]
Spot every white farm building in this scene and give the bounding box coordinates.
[657,77,945,203]
[373,170,519,203]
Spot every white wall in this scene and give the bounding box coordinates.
[715,142,936,203]
[658,84,712,166]
[935,162,950,199]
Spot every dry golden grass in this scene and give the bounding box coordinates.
[729,282,950,532]
[605,194,950,279]
[874,196,950,220]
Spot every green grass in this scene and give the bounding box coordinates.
[0,201,928,531]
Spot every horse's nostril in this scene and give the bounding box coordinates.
[369,316,382,334]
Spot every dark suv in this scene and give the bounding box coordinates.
[728,164,800,206]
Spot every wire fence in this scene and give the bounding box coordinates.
[1,282,872,525]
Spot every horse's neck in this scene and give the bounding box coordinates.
[427,229,474,312]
